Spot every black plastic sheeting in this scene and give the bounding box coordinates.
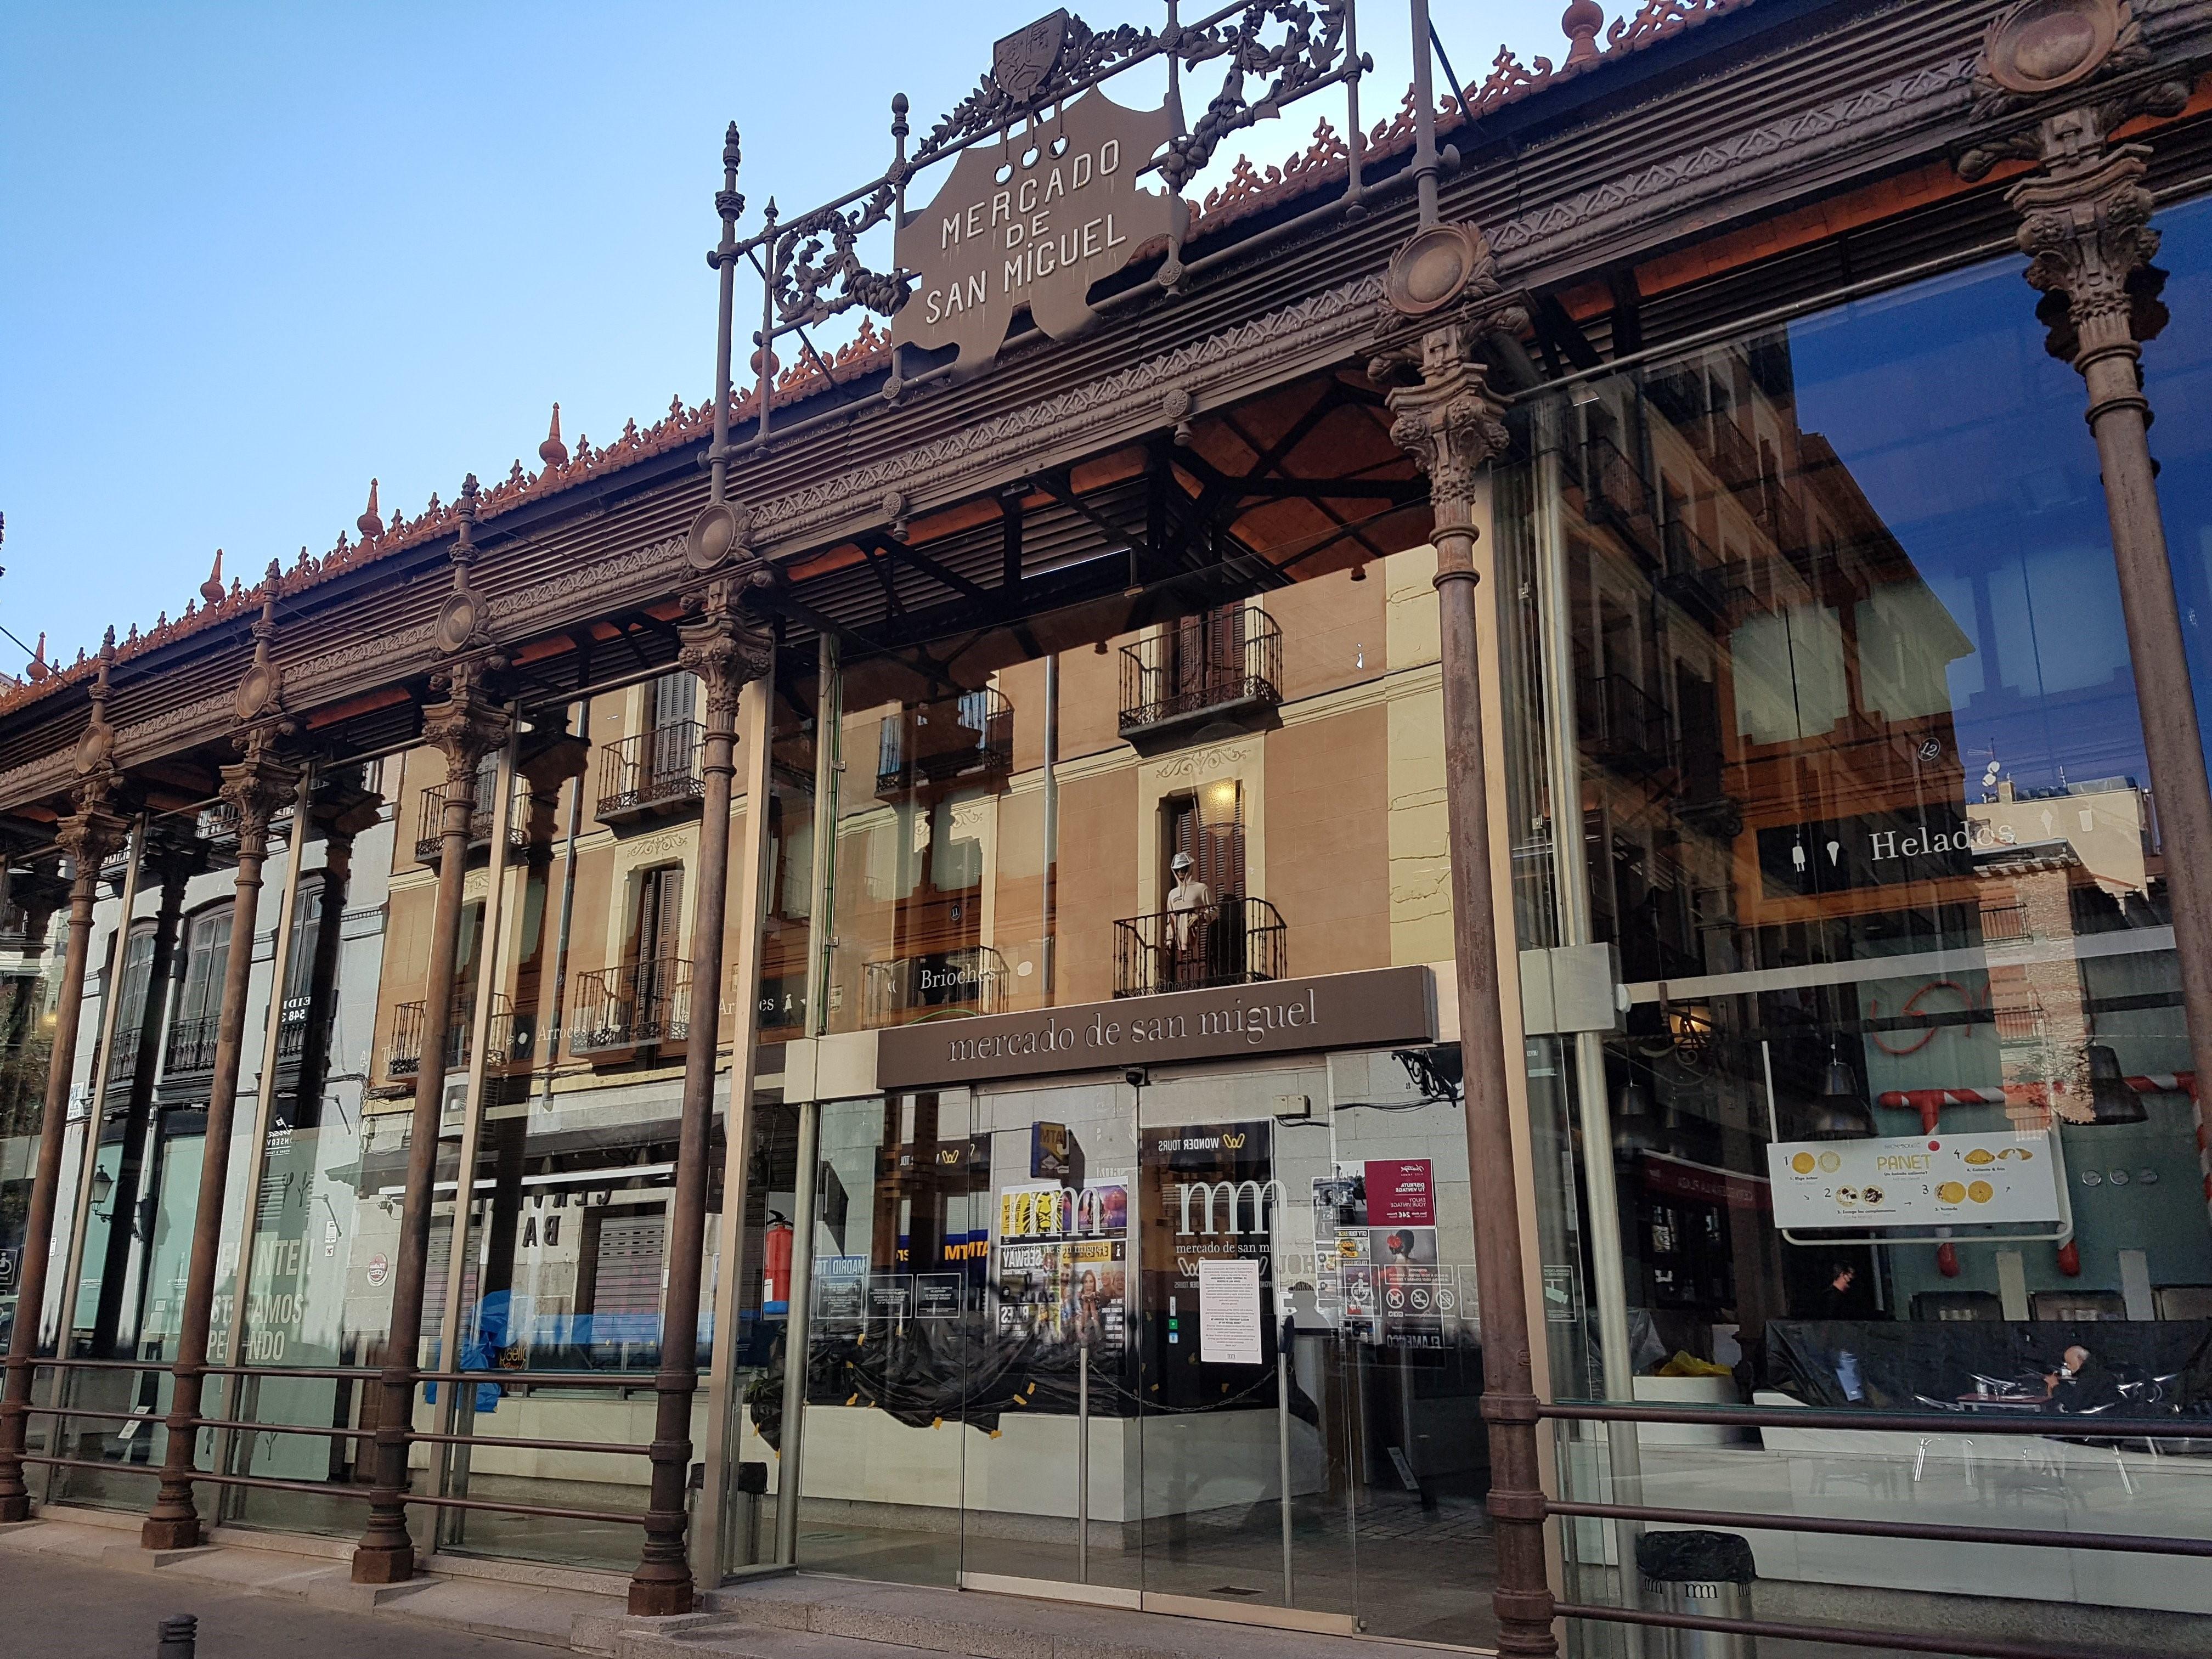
[748,1313,1323,1450]
[1637,1529,1758,1584]
[1764,1319,2212,1419]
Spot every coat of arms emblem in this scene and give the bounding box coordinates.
[992,10,1069,104]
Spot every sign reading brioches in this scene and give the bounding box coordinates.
[1765,1132,2062,1229]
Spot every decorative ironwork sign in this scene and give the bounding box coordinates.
[893,90,1177,370]
[702,2,1369,455]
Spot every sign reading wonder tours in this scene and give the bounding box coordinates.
[875,966,1437,1088]
[893,88,1176,371]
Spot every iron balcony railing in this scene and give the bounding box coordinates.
[1578,672,1672,779]
[106,1022,143,1087]
[597,720,706,822]
[387,992,514,1081]
[1118,606,1282,738]
[569,957,691,1054]
[1114,896,1285,998]
[875,687,1013,797]
[413,778,531,864]
[163,1012,223,1077]
[862,945,1010,1025]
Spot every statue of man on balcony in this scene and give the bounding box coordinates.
[1164,851,1214,985]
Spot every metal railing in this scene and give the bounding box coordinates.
[1118,606,1282,736]
[20,1354,661,1538]
[597,720,706,821]
[386,992,514,1080]
[412,778,531,864]
[568,957,691,1054]
[1578,672,1672,777]
[1113,896,1284,997]
[874,687,1013,796]
[1539,1397,2212,1658]
[162,1012,223,1077]
[862,945,1010,1024]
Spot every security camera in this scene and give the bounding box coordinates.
[1123,1068,1148,1089]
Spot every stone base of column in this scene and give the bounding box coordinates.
[0,1494,30,1524]
[140,1513,201,1551]
[351,1539,416,1584]
[627,1573,696,1617]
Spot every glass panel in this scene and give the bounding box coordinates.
[788,1090,977,1587]
[1495,232,2212,1643]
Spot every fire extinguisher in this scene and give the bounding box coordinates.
[763,1213,794,1307]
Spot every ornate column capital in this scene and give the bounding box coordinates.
[677,569,776,727]
[53,801,128,880]
[422,656,512,792]
[2012,139,2168,369]
[219,730,302,865]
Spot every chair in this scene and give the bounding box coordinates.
[1911,1291,2005,1323]
[2153,1285,2212,1321]
[2030,1289,2127,1322]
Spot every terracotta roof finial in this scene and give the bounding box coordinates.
[1562,1,1606,66]
[540,403,568,469]
[200,548,226,605]
[358,478,383,540]
[25,631,47,682]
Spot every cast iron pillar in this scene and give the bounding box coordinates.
[287,778,384,1133]
[628,570,774,1616]
[353,476,510,1585]
[1372,221,1556,1657]
[89,830,206,1357]
[1962,2,2212,1110]
[0,638,129,1521]
[144,567,303,1551]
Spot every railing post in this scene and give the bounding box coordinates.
[0,634,127,1521]
[353,476,511,1585]
[630,569,774,1615]
[143,567,303,1551]
[1373,212,1556,1655]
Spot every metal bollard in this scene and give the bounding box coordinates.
[156,1614,197,1658]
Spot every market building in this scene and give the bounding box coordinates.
[5,2,2212,1654]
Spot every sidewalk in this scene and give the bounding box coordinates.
[0,1505,2063,1659]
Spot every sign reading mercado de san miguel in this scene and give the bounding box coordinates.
[892,15,1177,371]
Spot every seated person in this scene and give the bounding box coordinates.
[2042,1344,2123,1414]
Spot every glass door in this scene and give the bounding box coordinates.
[961,1079,1141,1599]
[1132,1064,1359,1629]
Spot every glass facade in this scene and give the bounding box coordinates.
[1497,199,2212,1641]
[5,156,2209,1659]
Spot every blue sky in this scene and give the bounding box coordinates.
[0,1,1567,673]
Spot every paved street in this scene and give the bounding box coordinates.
[0,1546,555,1658]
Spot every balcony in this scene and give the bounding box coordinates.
[864,945,1011,1025]
[1118,607,1282,753]
[414,778,531,865]
[106,1022,143,1088]
[1711,413,1758,491]
[876,688,1013,799]
[1658,518,1731,631]
[163,1012,223,1077]
[568,958,691,1056]
[1582,434,1658,561]
[1114,896,1285,999]
[598,720,705,825]
[1578,673,1672,781]
[386,992,515,1081]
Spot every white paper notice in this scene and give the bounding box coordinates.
[1198,1257,1263,1364]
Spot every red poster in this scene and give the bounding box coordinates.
[1365,1159,1435,1226]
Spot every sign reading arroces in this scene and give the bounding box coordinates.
[873,966,1436,1088]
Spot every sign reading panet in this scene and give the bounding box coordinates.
[893,89,1176,371]
[875,966,1436,1088]
[1765,1131,2061,1229]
